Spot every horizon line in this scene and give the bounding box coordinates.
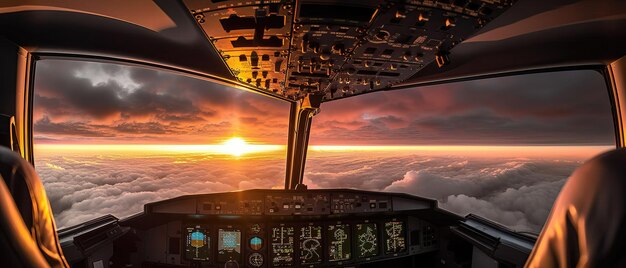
[34,144,615,151]
[34,144,614,157]
[34,143,615,147]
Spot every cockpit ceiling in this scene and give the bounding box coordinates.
[183,0,515,101]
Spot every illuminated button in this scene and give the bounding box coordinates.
[442,17,456,30]
[215,205,221,210]
[332,43,345,55]
[370,203,377,209]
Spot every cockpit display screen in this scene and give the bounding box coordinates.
[217,228,241,263]
[299,225,323,264]
[184,226,210,261]
[327,224,351,262]
[384,221,406,254]
[356,223,379,258]
[270,226,295,266]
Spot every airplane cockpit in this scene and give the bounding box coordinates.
[1,0,626,268]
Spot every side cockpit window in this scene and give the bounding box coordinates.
[304,70,615,234]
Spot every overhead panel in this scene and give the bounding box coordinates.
[185,0,295,95]
[183,0,515,101]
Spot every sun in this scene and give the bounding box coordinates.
[221,137,249,156]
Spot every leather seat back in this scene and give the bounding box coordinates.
[0,173,49,267]
[526,148,626,267]
[0,146,68,268]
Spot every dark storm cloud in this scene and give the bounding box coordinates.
[310,70,615,145]
[448,71,609,118]
[35,116,112,137]
[113,122,170,134]
[155,113,207,123]
[35,73,123,119]
[121,90,198,117]
[35,61,201,119]
[33,60,291,144]
[34,94,64,112]
[369,115,406,128]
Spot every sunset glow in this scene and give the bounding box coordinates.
[309,145,613,159]
[34,144,612,159]
[35,142,284,156]
[221,137,250,156]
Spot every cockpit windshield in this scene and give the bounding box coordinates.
[304,70,616,234]
[32,60,291,228]
[33,60,615,235]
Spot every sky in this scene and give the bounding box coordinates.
[33,60,290,145]
[32,60,616,232]
[33,60,615,146]
[309,70,614,145]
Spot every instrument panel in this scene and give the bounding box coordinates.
[178,217,424,267]
[128,189,447,267]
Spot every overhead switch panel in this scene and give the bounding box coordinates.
[184,0,515,101]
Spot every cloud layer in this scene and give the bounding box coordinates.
[303,149,608,233]
[36,149,287,228]
[37,148,610,232]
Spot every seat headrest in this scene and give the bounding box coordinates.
[0,168,49,267]
[0,146,68,268]
[526,148,626,267]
